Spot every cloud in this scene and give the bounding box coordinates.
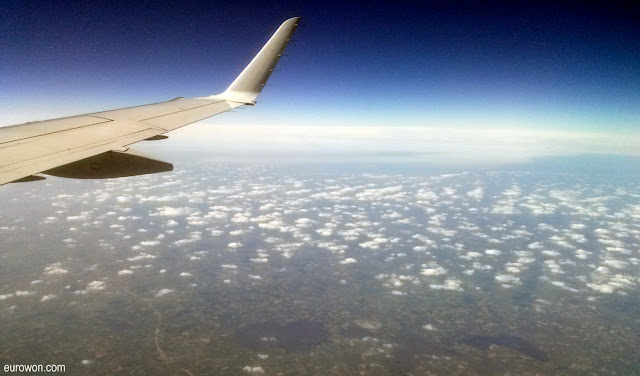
[466,187,484,200]
[420,264,447,276]
[67,214,89,222]
[44,263,68,275]
[429,279,463,291]
[127,253,157,261]
[86,281,105,291]
[165,124,640,165]
[140,240,161,247]
[151,207,193,217]
[155,289,174,297]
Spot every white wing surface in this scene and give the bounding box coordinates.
[0,17,301,186]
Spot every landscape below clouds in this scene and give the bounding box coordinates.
[0,155,639,375]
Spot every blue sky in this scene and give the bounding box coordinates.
[1,1,638,133]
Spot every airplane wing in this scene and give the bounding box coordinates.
[0,17,301,186]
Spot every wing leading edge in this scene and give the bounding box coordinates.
[0,17,301,186]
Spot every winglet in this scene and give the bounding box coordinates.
[217,17,301,104]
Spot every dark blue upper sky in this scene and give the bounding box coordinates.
[1,1,638,131]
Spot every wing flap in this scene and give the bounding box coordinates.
[0,126,160,186]
[44,148,173,179]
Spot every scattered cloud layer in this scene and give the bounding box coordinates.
[0,163,638,324]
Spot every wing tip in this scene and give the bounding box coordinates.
[220,17,302,103]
